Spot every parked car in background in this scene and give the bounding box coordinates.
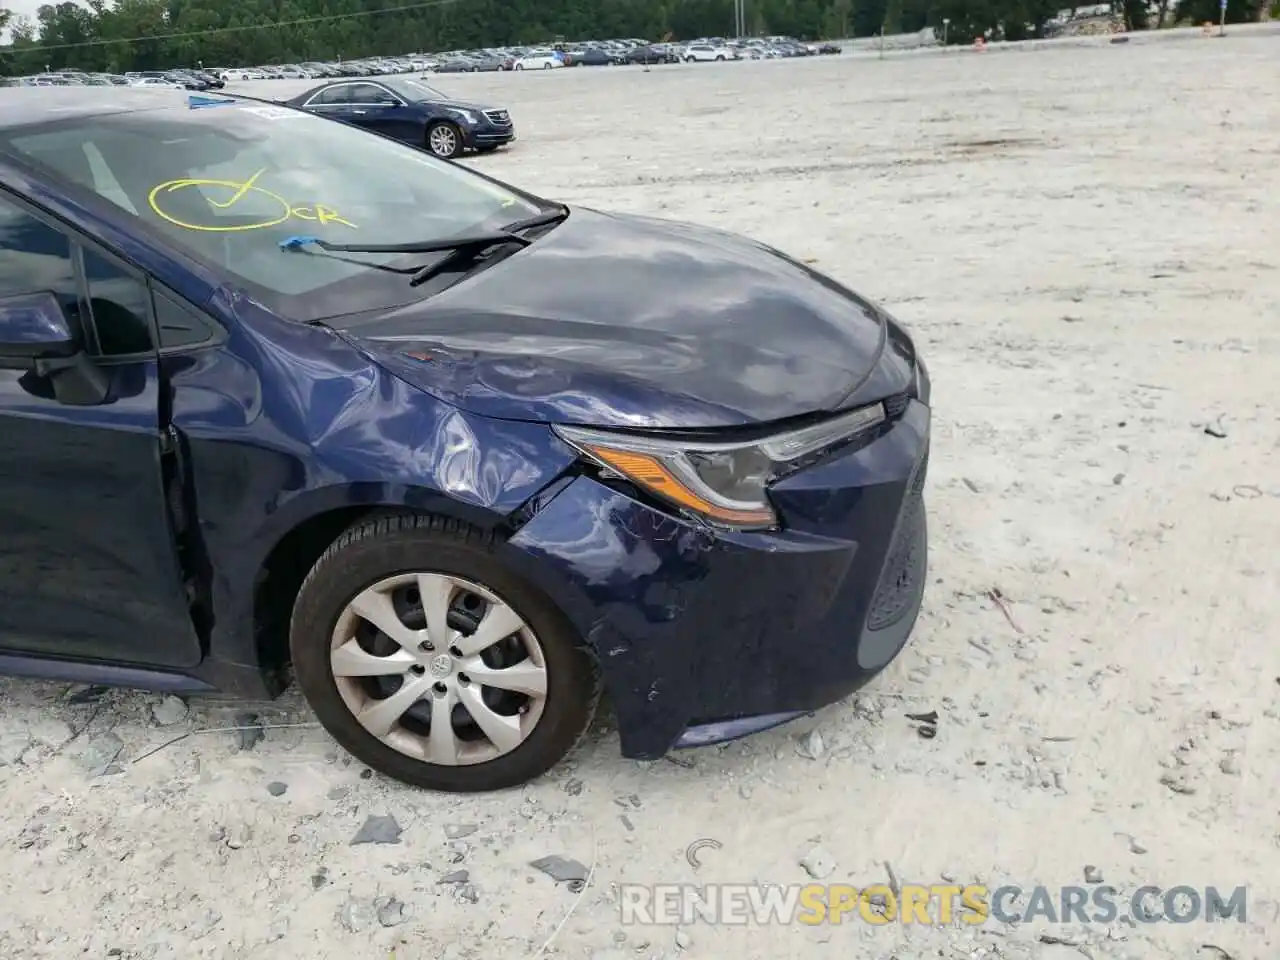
[573,47,623,66]
[684,43,735,62]
[287,77,515,158]
[512,50,563,70]
[434,57,480,73]
[131,76,185,88]
[626,44,677,64]
[0,86,931,794]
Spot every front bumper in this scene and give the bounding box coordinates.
[463,122,516,148]
[502,398,930,760]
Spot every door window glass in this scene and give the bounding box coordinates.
[82,248,153,356]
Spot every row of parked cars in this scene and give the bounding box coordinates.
[213,36,840,79]
[3,68,225,89]
[2,35,842,90]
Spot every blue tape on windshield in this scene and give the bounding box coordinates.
[279,236,320,249]
[188,94,237,109]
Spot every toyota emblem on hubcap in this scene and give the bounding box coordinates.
[428,654,453,679]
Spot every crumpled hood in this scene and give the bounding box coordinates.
[332,207,891,430]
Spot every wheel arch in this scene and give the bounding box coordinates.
[248,489,507,676]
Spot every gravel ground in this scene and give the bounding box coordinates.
[3,36,1279,960]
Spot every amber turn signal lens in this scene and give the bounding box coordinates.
[582,444,775,527]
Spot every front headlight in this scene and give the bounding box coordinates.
[554,402,886,531]
[912,356,931,406]
[449,108,477,124]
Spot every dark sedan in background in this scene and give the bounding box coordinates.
[626,44,679,64]
[566,48,624,66]
[286,77,514,159]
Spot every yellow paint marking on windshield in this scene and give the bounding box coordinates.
[206,167,266,209]
[147,174,359,233]
[291,204,358,228]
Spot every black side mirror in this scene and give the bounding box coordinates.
[0,291,78,361]
[0,292,109,405]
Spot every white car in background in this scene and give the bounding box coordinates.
[130,76,185,88]
[512,50,563,70]
[683,44,735,62]
[220,68,265,81]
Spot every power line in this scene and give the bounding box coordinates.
[1,0,464,54]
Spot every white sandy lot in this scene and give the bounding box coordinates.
[2,36,1279,960]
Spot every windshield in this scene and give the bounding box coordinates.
[377,77,450,102]
[0,97,544,320]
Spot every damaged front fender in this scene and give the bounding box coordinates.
[499,475,717,759]
[166,303,580,670]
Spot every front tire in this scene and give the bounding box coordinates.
[290,514,600,792]
[425,120,462,159]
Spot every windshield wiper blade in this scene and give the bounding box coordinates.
[407,246,479,287]
[278,229,531,255]
[502,203,569,234]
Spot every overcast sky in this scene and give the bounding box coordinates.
[6,0,50,21]
[2,0,58,42]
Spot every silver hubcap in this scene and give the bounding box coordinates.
[330,572,548,766]
[430,126,457,155]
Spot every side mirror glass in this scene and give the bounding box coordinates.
[0,291,78,361]
[0,291,109,406]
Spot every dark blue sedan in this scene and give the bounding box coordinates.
[285,77,515,159]
[0,88,930,792]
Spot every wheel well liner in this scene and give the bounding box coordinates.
[252,506,399,672]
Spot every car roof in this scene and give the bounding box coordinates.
[0,87,184,129]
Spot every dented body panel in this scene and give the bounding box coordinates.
[0,99,930,757]
[164,293,579,684]
[326,207,895,429]
[502,401,930,759]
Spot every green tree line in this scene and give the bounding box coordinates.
[0,0,1272,75]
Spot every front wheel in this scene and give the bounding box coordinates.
[514,63,524,71]
[290,514,600,792]
[425,121,462,159]
[543,62,553,69]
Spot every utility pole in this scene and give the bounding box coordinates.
[942,17,950,45]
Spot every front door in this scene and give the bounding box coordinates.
[345,84,419,143]
[0,190,202,668]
